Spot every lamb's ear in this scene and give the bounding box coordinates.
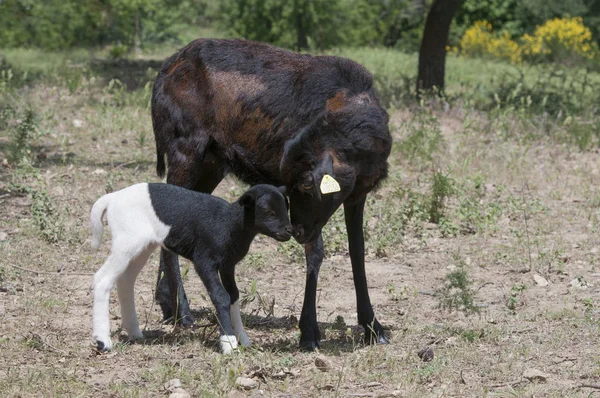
[239,191,256,208]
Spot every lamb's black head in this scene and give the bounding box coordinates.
[238,185,292,242]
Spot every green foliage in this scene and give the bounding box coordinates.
[429,171,454,224]
[437,254,480,315]
[493,67,600,117]
[0,0,211,50]
[506,283,526,312]
[397,111,443,162]
[453,0,600,47]
[11,182,65,244]
[216,0,354,50]
[7,107,40,165]
[215,0,428,50]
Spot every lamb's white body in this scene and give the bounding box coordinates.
[91,183,248,354]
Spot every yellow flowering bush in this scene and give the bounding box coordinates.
[455,20,521,64]
[520,17,596,63]
[456,17,597,65]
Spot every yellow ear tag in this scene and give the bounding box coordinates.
[320,174,341,194]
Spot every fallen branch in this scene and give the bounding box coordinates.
[579,384,600,389]
[6,264,94,276]
[488,379,525,388]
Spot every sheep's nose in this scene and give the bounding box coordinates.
[293,225,304,239]
[285,225,293,235]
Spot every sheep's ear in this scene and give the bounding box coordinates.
[311,153,337,199]
[277,186,287,196]
[239,191,256,208]
[279,122,318,177]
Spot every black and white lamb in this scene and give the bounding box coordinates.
[90,182,291,354]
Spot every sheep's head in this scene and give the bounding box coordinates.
[280,124,355,244]
[279,104,390,244]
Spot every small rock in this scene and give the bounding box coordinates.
[164,379,182,392]
[92,168,107,175]
[523,368,549,383]
[533,274,549,287]
[0,283,15,294]
[169,389,191,398]
[73,119,84,128]
[121,139,128,145]
[315,356,330,372]
[569,277,591,289]
[0,232,8,242]
[320,384,335,391]
[418,346,434,362]
[376,391,402,398]
[52,187,65,197]
[235,377,258,390]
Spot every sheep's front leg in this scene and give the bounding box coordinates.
[344,196,388,345]
[220,266,251,347]
[299,233,324,351]
[194,257,237,354]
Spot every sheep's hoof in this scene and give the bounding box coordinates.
[299,339,320,352]
[179,315,195,328]
[367,333,389,345]
[363,322,389,345]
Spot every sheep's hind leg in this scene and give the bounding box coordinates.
[117,244,156,342]
[93,243,143,351]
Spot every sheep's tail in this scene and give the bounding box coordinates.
[90,194,111,250]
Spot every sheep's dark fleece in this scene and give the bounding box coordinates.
[152,38,392,350]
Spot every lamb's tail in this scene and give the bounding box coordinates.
[90,194,111,250]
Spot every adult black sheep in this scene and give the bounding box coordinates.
[151,38,392,350]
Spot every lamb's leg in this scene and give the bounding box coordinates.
[220,267,251,346]
[194,256,237,354]
[93,245,139,351]
[116,245,155,341]
[155,140,224,326]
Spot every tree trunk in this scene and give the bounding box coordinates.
[134,8,142,56]
[295,2,308,50]
[416,0,460,95]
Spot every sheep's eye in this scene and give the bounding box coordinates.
[300,182,313,192]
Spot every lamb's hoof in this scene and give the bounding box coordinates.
[220,335,239,355]
[95,340,111,352]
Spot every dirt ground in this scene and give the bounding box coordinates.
[1,83,600,397]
